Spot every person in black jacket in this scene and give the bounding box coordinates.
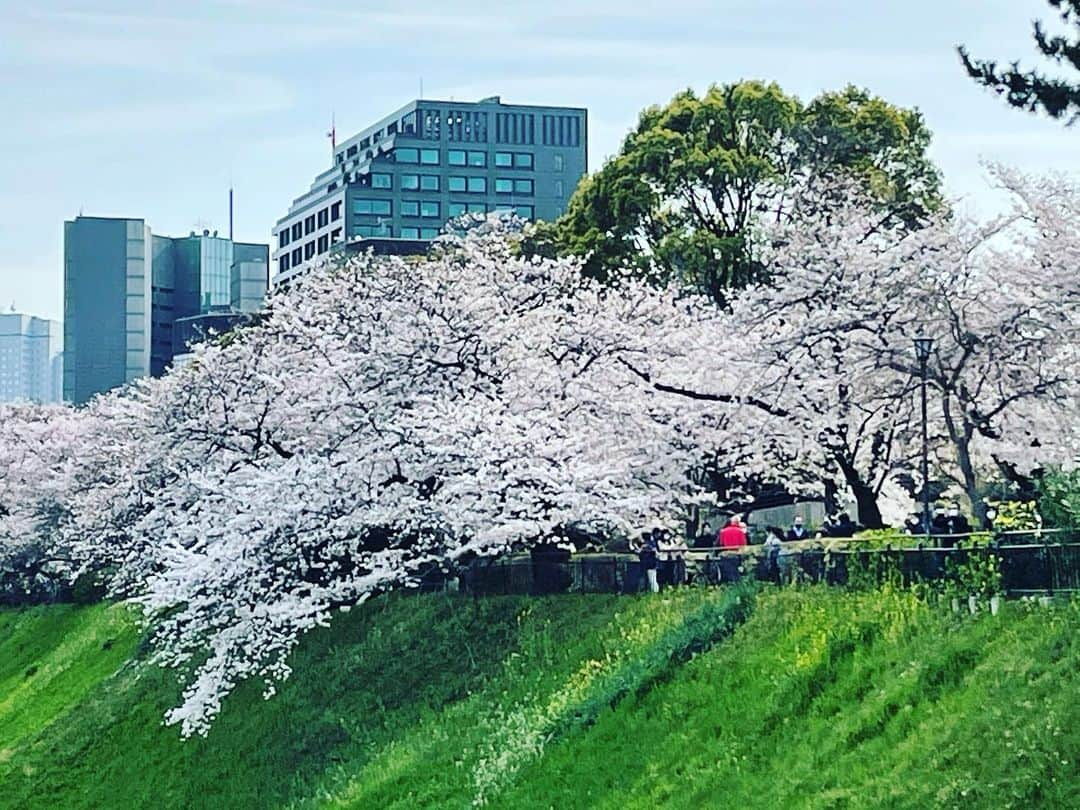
[786,515,811,542]
[822,512,860,538]
[933,505,972,548]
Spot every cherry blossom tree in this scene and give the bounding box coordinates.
[607,169,1080,527]
[864,168,1080,520]
[2,175,1077,737]
[0,402,96,601]
[68,219,717,735]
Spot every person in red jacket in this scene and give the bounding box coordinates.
[717,516,748,548]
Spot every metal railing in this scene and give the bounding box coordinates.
[450,529,1080,596]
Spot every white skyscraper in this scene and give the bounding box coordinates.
[0,308,63,403]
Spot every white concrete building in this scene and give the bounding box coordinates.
[0,309,63,403]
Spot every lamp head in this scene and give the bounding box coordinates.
[913,335,933,362]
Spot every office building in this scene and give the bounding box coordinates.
[148,231,268,376]
[64,215,268,404]
[273,96,587,285]
[0,309,62,403]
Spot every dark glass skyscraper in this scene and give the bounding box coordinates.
[63,217,152,405]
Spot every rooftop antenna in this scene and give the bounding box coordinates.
[327,113,336,155]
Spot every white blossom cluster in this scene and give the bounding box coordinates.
[0,171,1076,736]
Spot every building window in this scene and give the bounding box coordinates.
[291,223,302,240]
[468,202,487,214]
[555,180,565,198]
[355,224,392,237]
[346,145,358,158]
[371,173,392,189]
[279,230,290,248]
[395,147,419,163]
[467,177,486,193]
[553,154,564,172]
[514,179,533,195]
[468,151,486,167]
[291,247,302,264]
[495,178,513,194]
[401,174,420,190]
[317,208,329,228]
[420,227,439,238]
[515,205,534,219]
[448,202,467,217]
[318,234,329,254]
[280,255,290,272]
[330,227,342,244]
[448,176,467,192]
[353,199,392,215]
[514,152,534,169]
[448,149,467,166]
[305,241,316,259]
[420,148,439,165]
[401,226,420,239]
[331,202,342,221]
[420,201,440,218]
[305,215,316,234]
[401,200,420,217]
[495,151,513,167]
[420,175,440,191]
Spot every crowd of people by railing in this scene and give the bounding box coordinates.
[634,512,866,592]
[626,506,1080,595]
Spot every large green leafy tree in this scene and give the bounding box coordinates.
[959,0,1080,123]
[536,81,941,301]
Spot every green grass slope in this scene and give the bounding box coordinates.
[0,587,1077,809]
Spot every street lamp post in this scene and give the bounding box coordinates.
[913,336,934,539]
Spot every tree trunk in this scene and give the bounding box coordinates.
[851,481,885,529]
[823,477,840,515]
[835,454,885,529]
[942,395,984,527]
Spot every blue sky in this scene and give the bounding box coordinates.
[3,0,1079,322]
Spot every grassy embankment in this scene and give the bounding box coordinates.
[0,584,1077,809]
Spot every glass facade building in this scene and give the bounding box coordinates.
[272,96,587,285]
[64,216,268,403]
[63,217,152,405]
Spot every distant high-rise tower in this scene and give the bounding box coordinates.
[272,96,588,286]
[63,216,269,404]
[63,217,152,405]
[0,309,62,403]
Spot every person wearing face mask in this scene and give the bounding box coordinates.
[786,515,811,542]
